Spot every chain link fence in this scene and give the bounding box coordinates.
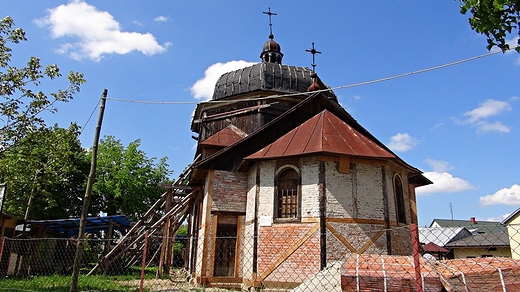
[0,223,519,291]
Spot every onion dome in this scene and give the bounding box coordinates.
[260,34,283,64]
[212,62,312,100]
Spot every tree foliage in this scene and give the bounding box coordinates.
[0,124,89,220]
[460,0,520,52]
[0,16,85,153]
[91,136,172,220]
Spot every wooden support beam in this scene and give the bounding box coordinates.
[158,188,173,278]
[325,222,357,253]
[209,214,218,277]
[358,229,385,254]
[200,170,214,278]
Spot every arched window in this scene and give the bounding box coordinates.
[394,175,407,224]
[275,167,300,219]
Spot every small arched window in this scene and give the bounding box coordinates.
[394,175,407,224]
[275,168,300,219]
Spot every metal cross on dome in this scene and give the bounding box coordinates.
[306,42,322,73]
[263,7,277,36]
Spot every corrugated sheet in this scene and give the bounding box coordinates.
[27,215,131,237]
[444,232,510,247]
[245,109,396,160]
[419,227,472,247]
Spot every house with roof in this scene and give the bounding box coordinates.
[184,15,431,289]
[419,226,472,259]
[421,218,511,259]
[430,218,503,233]
[502,207,520,259]
[444,231,511,258]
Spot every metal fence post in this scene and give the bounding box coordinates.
[410,224,423,292]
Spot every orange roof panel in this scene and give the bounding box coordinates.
[245,110,395,160]
[200,125,246,148]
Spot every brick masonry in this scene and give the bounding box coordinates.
[193,155,417,284]
[211,170,248,213]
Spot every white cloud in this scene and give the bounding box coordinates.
[387,133,419,152]
[424,159,453,173]
[154,16,169,22]
[480,184,520,206]
[35,0,169,61]
[474,121,510,133]
[486,213,511,222]
[416,159,474,196]
[190,60,257,100]
[457,99,512,133]
[416,171,474,195]
[462,99,511,123]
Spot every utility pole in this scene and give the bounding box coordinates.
[70,89,107,292]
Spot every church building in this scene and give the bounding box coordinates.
[185,11,431,289]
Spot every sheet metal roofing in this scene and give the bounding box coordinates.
[27,215,131,237]
[419,227,472,247]
[212,62,313,100]
[200,125,247,148]
[444,231,510,247]
[245,109,396,160]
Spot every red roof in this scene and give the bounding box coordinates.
[200,125,247,148]
[245,109,395,160]
[422,242,449,253]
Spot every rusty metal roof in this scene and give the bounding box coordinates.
[245,109,396,160]
[200,125,247,148]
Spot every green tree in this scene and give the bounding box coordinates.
[0,16,85,153]
[460,0,520,52]
[0,123,89,220]
[91,136,172,220]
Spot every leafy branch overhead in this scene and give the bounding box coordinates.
[0,16,85,153]
[460,0,520,52]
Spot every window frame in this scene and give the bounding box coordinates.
[273,165,301,222]
[393,174,407,225]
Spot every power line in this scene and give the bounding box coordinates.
[100,46,517,105]
[106,98,199,104]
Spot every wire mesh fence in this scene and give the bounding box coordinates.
[0,222,519,291]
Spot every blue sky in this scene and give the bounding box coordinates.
[3,1,520,226]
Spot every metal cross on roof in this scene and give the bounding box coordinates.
[305,42,321,72]
[263,7,277,37]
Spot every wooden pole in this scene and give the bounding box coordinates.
[139,232,149,292]
[70,89,108,292]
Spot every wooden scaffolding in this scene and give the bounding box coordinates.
[88,160,200,277]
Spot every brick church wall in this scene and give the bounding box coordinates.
[211,170,248,213]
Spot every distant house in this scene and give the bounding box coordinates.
[444,231,511,258]
[419,227,472,259]
[502,207,520,259]
[429,218,503,233]
[420,218,511,259]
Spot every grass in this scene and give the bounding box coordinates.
[0,266,159,292]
